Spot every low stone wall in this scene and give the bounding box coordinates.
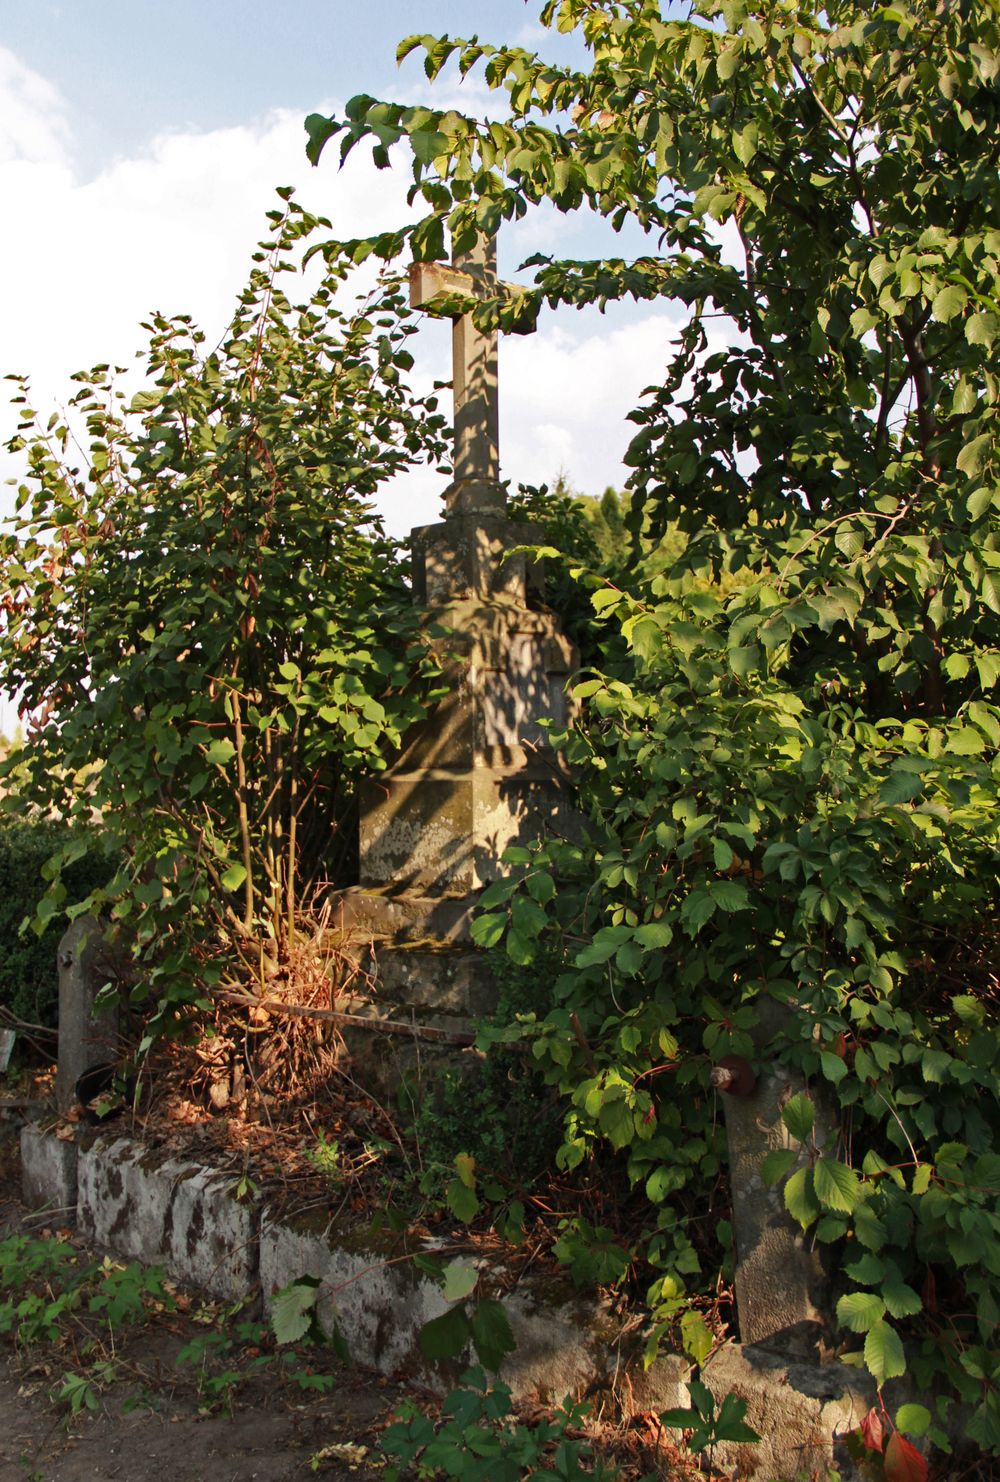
[21,1123,875,1480]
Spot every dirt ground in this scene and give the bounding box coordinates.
[0,1108,401,1482]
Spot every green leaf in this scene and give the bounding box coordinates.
[761,1147,798,1185]
[526,870,556,904]
[717,41,743,80]
[820,1051,848,1084]
[728,644,760,678]
[957,434,990,481]
[895,1403,931,1439]
[864,1319,907,1383]
[967,311,998,346]
[470,912,506,950]
[931,284,967,322]
[441,1260,478,1303]
[784,1167,820,1230]
[836,1291,886,1333]
[204,739,236,766]
[511,894,547,938]
[635,920,674,950]
[714,1392,761,1445]
[418,1305,471,1361]
[680,1310,713,1365]
[469,1298,515,1372]
[304,112,339,165]
[882,1279,922,1320]
[454,1152,476,1189]
[220,862,247,893]
[506,928,535,966]
[591,587,623,614]
[813,1158,862,1214]
[270,1279,320,1345]
[445,1177,479,1223]
[781,1093,814,1143]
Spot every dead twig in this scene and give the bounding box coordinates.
[211,987,475,1047]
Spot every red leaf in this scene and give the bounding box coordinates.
[885,1432,928,1482]
[860,1406,886,1454]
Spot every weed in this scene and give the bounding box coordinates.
[380,1365,629,1482]
[304,1131,342,1181]
[658,1378,760,1471]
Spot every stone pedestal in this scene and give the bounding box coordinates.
[360,599,575,895]
[337,502,577,1095]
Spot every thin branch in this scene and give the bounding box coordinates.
[212,987,476,1046]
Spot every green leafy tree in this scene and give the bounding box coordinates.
[0,192,447,1039]
[306,0,1000,1446]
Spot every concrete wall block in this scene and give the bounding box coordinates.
[259,1219,451,1376]
[259,1217,630,1405]
[77,1137,257,1302]
[20,1124,78,1214]
[702,1342,874,1481]
[499,1285,623,1404]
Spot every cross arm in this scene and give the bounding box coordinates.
[408,261,535,335]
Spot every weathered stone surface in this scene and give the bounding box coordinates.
[360,765,573,896]
[615,1353,692,1418]
[360,945,496,1017]
[259,1214,620,1402]
[498,1285,623,1404]
[329,888,476,945]
[703,1341,873,1481]
[408,236,534,506]
[56,916,120,1113]
[412,517,543,606]
[21,1123,78,1213]
[259,1219,451,1376]
[359,597,576,897]
[77,1136,257,1301]
[28,1134,941,1475]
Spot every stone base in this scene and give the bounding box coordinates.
[21,1122,78,1214]
[325,889,499,1101]
[21,1129,906,1476]
[329,887,476,945]
[702,1342,874,1480]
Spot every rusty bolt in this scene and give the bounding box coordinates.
[710,1055,757,1097]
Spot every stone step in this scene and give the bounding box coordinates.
[348,944,496,1020]
[327,886,477,945]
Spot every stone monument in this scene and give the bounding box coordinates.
[336,233,576,1055]
[358,234,576,896]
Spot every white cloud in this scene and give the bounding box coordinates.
[0,47,71,167]
[503,311,682,495]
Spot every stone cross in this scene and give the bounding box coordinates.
[409,235,527,518]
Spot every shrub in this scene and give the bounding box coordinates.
[0,820,110,1028]
[0,192,448,1044]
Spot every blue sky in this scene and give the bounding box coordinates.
[2,1,582,178]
